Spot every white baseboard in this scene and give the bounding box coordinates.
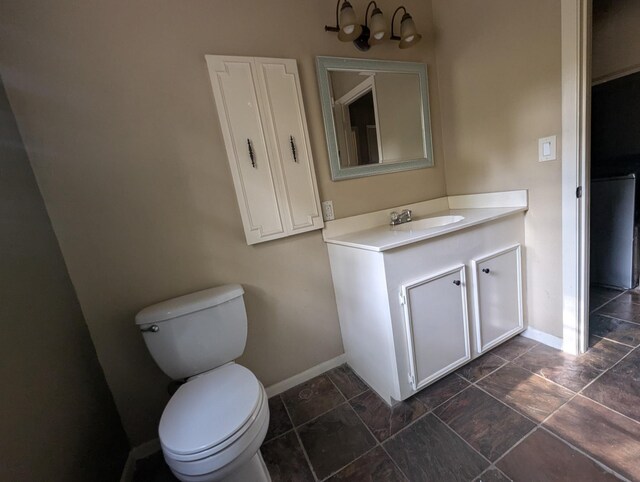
[120,452,136,482]
[120,438,161,482]
[521,327,563,350]
[265,354,347,397]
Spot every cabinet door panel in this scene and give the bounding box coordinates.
[206,57,285,244]
[402,265,471,390]
[255,59,323,232]
[472,245,524,353]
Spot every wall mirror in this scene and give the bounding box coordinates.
[316,56,434,181]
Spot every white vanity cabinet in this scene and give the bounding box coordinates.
[472,245,524,354]
[206,56,323,245]
[323,193,528,405]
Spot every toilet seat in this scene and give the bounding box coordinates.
[159,363,269,480]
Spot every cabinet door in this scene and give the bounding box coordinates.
[206,56,285,245]
[401,265,471,391]
[472,244,524,353]
[254,58,323,233]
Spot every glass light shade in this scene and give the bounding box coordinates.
[338,1,362,41]
[399,13,422,49]
[369,8,387,44]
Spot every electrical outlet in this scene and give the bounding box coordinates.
[321,201,335,221]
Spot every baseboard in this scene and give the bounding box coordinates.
[265,354,347,397]
[521,327,563,350]
[120,452,136,482]
[120,438,161,482]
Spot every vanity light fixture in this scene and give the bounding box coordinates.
[390,6,422,49]
[353,2,388,51]
[325,0,362,42]
[325,1,420,50]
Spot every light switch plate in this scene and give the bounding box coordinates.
[538,135,557,162]
[321,200,335,221]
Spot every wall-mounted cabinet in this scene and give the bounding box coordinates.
[206,56,323,245]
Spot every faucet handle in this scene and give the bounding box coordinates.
[390,211,399,221]
[403,209,412,219]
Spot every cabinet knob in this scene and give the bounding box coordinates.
[482,268,491,274]
[452,280,461,286]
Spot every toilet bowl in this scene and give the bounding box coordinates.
[136,285,271,482]
[160,364,270,481]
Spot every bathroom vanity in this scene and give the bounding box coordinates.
[323,190,528,404]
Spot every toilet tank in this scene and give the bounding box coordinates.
[135,285,247,380]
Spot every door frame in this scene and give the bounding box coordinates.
[561,0,591,355]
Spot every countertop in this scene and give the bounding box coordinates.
[322,191,529,252]
[323,207,527,252]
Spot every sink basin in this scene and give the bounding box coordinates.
[393,215,465,231]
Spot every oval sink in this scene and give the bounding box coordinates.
[393,215,465,231]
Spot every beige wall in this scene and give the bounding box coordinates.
[0,0,446,445]
[432,0,564,337]
[593,0,640,81]
[0,76,129,480]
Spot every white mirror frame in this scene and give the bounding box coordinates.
[316,56,435,181]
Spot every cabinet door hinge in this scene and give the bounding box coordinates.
[408,372,415,386]
[576,186,582,198]
[399,292,407,305]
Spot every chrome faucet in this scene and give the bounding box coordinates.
[390,209,412,226]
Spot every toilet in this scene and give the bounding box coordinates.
[135,284,271,482]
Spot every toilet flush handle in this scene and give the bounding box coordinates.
[140,324,159,333]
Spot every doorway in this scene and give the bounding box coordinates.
[587,0,640,342]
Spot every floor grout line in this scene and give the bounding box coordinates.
[322,341,541,480]
[277,393,320,482]
[265,333,638,482]
[378,442,411,482]
[590,333,637,348]
[379,382,474,441]
[319,376,387,481]
[589,288,627,313]
[538,426,631,482]
[485,337,639,479]
[593,312,640,327]
[431,409,493,467]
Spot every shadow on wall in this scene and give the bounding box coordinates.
[0,74,129,481]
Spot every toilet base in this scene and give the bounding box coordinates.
[222,451,270,482]
[169,450,271,482]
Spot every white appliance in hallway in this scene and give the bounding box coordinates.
[590,175,637,289]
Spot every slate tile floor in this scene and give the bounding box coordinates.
[134,284,640,481]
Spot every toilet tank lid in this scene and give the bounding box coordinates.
[135,284,244,325]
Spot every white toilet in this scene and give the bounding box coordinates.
[135,284,271,482]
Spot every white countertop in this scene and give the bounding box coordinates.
[322,191,528,252]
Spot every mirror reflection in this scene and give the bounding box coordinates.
[330,70,424,167]
[316,57,433,181]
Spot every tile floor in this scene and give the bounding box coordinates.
[134,285,640,482]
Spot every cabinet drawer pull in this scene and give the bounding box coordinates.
[290,135,298,163]
[452,280,461,286]
[482,268,491,274]
[247,139,256,168]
